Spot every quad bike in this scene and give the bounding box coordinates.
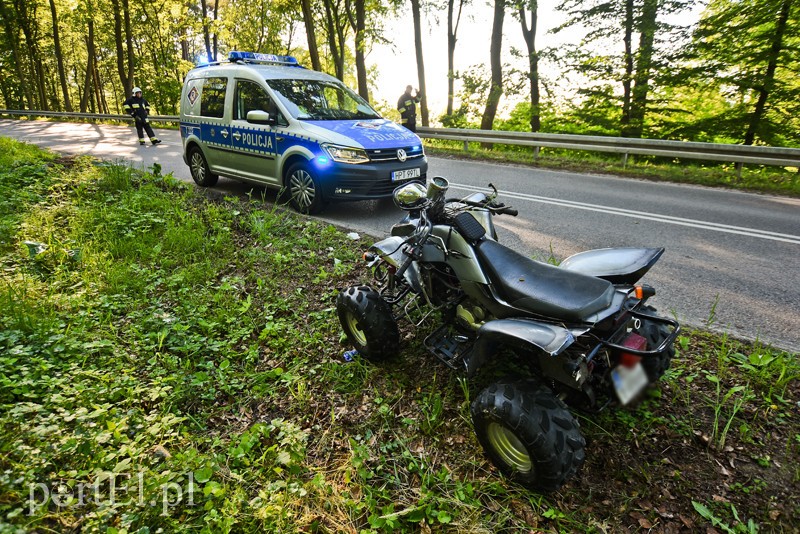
[336,176,679,491]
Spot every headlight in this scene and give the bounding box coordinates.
[321,143,370,164]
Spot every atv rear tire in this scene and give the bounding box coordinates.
[471,378,586,492]
[637,305,675,382]
[336,285,399,361]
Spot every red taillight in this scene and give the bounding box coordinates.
[619,332,647,368]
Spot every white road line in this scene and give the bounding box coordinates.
[450,182,800,245]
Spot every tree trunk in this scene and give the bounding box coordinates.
[324,0,347,81]
[213,0,219,60]
[49,0,72,111]
[0,0,31,108]
[446,0,464,116]
[411,0,428,125]
[200,0,213,62]
[111,0,130,94]
[80,18,95,113]
[301,0,321,70]
[348,0,369,99]
[628,0,658,138]
[15,0,48,110]
[620,0,634,135]
[743,0,791,145]
[480,0,505,137]
[519,0,540,132]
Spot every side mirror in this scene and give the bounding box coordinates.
[246,110,274,125]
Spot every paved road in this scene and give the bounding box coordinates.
[3,119,799,353]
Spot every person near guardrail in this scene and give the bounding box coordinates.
[397,85,421,132]
[123,87,161,146]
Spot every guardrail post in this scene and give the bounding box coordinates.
[533,146,540,162]
[622,153,629,168]
[463,140,468,152]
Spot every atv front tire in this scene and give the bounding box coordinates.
[471,379,586,492]
[637,305,675,382]
[336,285,399,361]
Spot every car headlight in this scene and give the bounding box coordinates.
[321,143,370,164]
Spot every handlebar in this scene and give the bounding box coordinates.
[497,206,518,216]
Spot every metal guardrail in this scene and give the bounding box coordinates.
[0,109,179,124]
[417,127,800,168]
[2,110,799,168]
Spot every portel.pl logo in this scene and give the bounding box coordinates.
[28,471,197,516]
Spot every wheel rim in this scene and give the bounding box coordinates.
[344,311,367,346]
[487,422,532,473]
[289,169,316,210]
[190,152,205,182]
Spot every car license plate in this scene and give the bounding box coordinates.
[611,362,649,405]
[392,168,421,182]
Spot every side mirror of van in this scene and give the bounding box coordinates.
[246,110,275,125]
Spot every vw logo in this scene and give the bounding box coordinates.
[397,149,407,162]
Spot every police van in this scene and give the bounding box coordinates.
[180,51,428,214]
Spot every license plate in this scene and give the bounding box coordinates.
[392,168,421,182]
[611,362,649,405]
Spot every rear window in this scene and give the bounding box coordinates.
[201,77,227,118]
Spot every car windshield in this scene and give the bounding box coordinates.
[268,78,381,121]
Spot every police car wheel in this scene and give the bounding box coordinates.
[189,147,219,187]
[286,162,324,214]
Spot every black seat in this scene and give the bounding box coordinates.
[476,239,615,323]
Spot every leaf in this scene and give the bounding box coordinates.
[692,500,713,520]
[194,467,213,483]
[219,359,230,371]
[276,451,292,465]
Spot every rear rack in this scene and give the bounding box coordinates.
[603,308,681,356]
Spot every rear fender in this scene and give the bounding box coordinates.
[560,247,664,285]
[466,318,579,376]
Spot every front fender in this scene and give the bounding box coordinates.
[466,318,577,376]
[369,237,424,294]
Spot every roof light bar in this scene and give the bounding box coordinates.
[228,51,300,66]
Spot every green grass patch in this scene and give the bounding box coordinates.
[0,138,797,532]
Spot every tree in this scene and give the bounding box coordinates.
[446,0,467,116]
[301,0,322,70]
[110,0,134,95]
[49,0,72,111]
[410,0,429,125]
[346,0,369,99]
[323,0,350,81]
[691,0,799,145]
[480,0,505,132]
[514,0,540,132]
[554,0,693,137]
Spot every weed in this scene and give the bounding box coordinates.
[692,500,760,533]
[703,371,754,451]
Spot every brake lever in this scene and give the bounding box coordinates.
[487,183,498,201]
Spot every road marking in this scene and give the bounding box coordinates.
[450,182,800,245]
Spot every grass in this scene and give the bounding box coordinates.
[0,137,797,532]
[425,139,800,197]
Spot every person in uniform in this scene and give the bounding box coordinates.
[397,85,421,132]
[123,87,161,145]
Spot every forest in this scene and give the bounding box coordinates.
[0,0,798,147]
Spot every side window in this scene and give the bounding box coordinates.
[234,80,289,127]
[234,80,273,120]
[200,77,227,118]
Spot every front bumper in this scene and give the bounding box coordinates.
[315,156,428,201]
